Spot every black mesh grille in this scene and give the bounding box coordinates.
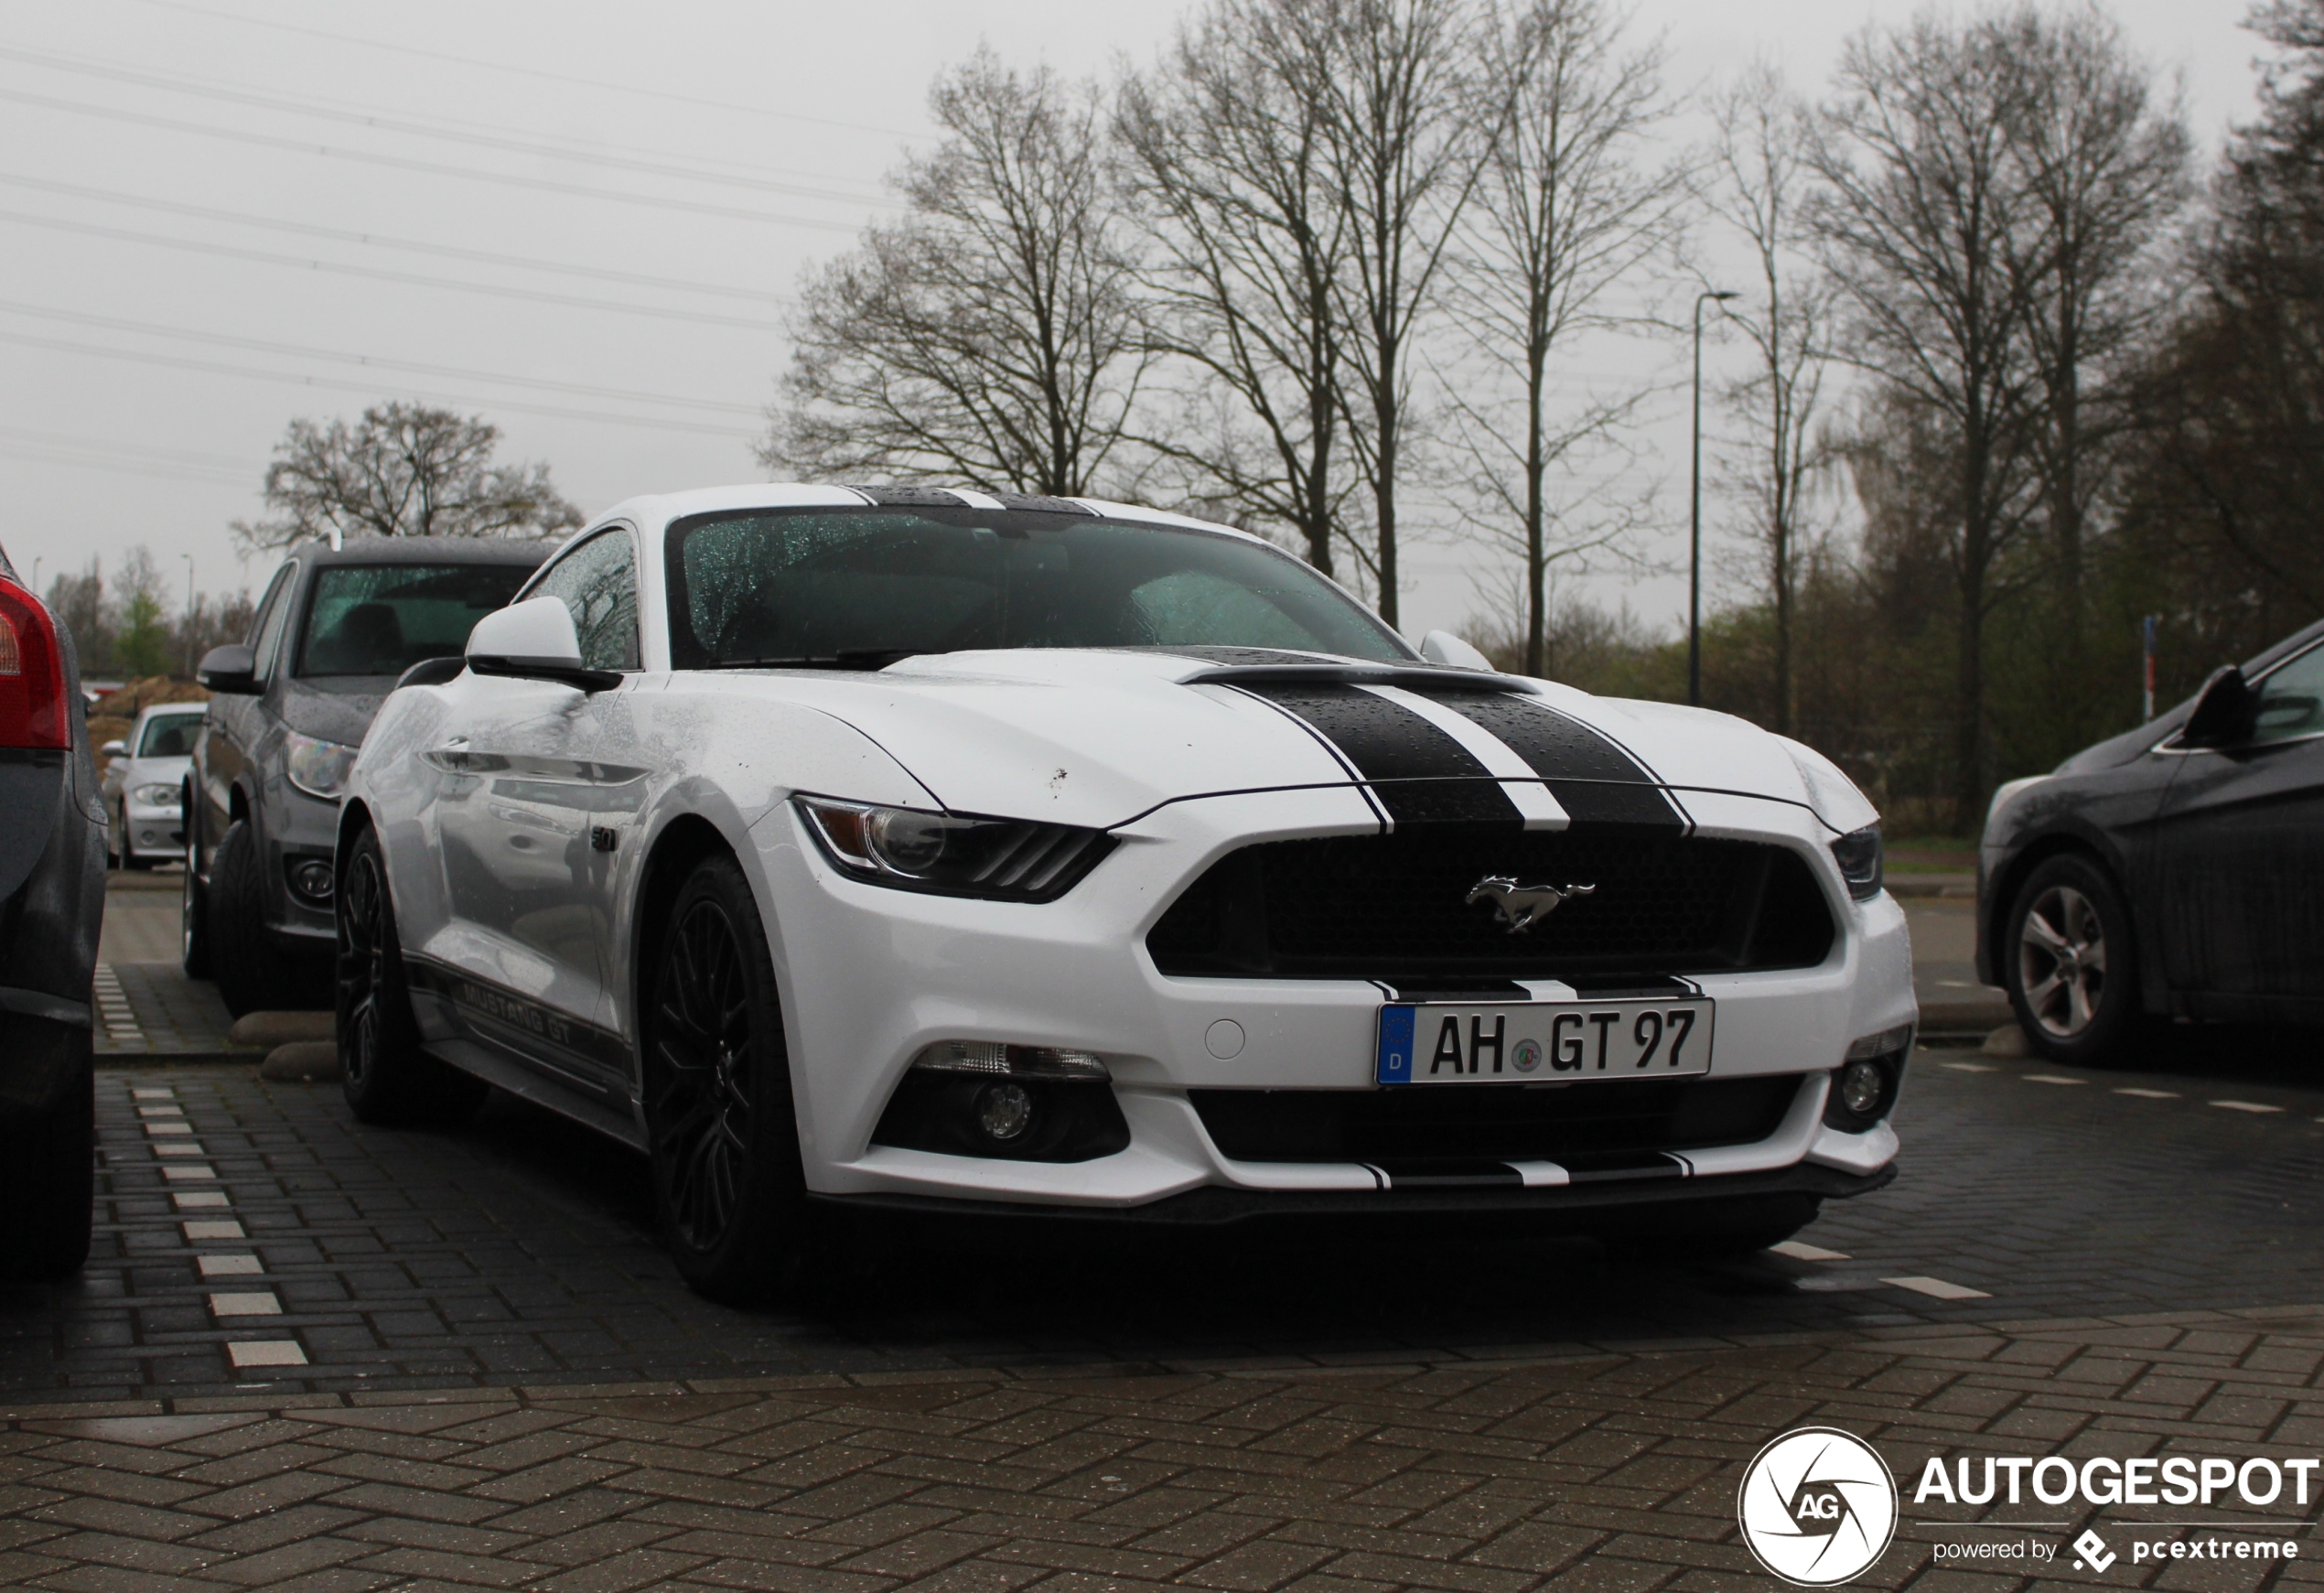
[1189,1075,1802,1164]
[1147,826,1834,983]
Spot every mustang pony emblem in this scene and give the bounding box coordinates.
[1467,877,1596,934]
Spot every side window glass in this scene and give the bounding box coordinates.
[2252,647,2324,744]
[250,564,299,681]
[531,532,640,671]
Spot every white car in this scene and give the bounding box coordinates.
[100,703,206,868]
[339,484,1916,1299]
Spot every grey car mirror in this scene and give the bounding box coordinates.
[99,739,126,759]
[2181,664,2257,748]
[197,643,261,695]
[466,597,621,692]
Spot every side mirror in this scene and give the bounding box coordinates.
[466,597,620,692]
[99,740,126,759]
[1418,630,1496,672]
[2181,664,2257,748]
[197,643,261,695]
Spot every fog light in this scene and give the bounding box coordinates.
[288,858,335,903]
[1838,1059,1885,1116]
[976,1082,1035,1142]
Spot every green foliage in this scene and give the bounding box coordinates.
[113,590,171,679]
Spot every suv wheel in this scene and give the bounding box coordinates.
[209,820,299,1018]
[180,821,211,979]
[2005,852,2146,1066]
[338,824,488,1126]
[641,854,823,1302]
[0,1032,92,1279]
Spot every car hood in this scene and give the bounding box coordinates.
[120,754,191,787]
[280,677,391,748]
[743,649,1874,834]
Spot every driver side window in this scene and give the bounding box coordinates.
[531,531,640,671]
[2252,645,2324,744]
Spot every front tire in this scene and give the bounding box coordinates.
[338,824,488,1127]
[208,820,291,1018]
[641,853,818,1302]
[2005,852,2146,1066]
[180,818,212,979]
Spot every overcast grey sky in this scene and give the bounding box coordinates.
[0,0,2270,642]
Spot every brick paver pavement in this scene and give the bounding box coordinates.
[0,1309,2319,1592]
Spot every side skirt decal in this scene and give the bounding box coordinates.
[403,953,633,1103]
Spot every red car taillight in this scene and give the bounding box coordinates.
[0,576,70,750]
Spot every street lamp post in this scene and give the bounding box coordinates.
[1689,289,1738,708]
[180,554,195,679]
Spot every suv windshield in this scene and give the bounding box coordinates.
[137,712,204,757]
[666,507,1408,669]
[298,565,533,679]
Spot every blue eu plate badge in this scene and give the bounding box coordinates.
[1375,1006,1416,1083]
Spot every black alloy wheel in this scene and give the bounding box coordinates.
[337,824,488,1126]
[642,854,815,1301]
[2005,851,2147,1067]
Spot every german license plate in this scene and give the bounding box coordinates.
[1375,998,1715,1085]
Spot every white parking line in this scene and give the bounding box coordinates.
[160,1165,217,1181]
[197,1254,262,1277]
[154,1143,205,1157]
[2114,1088,2179,1099]
[227,1341,307,1369]
[1942,1061,1998,1072]
[2024,1074,2086,1085]
[1772,1241,1852,1262]
[1884,1275,1992,1300]
[171,1190,230,1210]
[131,1087,173,1100]
[182,1219,242,1240]
[2211,1100,2284,1114]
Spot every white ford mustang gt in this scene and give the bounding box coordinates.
[337,484,1915,1298]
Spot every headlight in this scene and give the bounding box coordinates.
[132,782,180,807]
[284,730,359,800]
[797,797,1113,901]
[1830,825,1883,900]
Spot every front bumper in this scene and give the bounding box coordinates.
[746,791,1917,1214]
[122,800,186,861]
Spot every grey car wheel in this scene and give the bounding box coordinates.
[2004,853,2146,1067]
[2018,884,2105,1038]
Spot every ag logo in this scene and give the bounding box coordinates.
[1737,1427,1898,1586]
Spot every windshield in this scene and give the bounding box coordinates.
[666,507,1409,669]
[137,712,204,757]
[297,564,533,678]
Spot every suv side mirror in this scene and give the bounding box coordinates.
[197,643,261,695]
[2181,664,2257,748]
[466,597,620,692]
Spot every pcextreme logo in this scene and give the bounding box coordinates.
[1737,1427,1900,1587]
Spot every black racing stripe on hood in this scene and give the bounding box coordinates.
[1241,682,1522,826]
[1425,691,1684,829]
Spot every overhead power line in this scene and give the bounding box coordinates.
[0,329,763,438]
[0,301,766,416]
[0,442,253,489]
[0,422,256,472]
[0,88,869,231]
[129,0,925,141]
[0,209,791,332]
[0,172,792,304]
[0,46,903,209]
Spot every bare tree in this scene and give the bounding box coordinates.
[1118,0,1357,574]
[1707,61,1839,736]
[233,402,580,551]
[764,49,1147,496]
[1301,0,1492,625]
[1995,5,2190,664]
[1807,16,2047,826]
[1442,0,1681,676]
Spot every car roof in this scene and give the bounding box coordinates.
[134,702,206,723]
[287,536,556,569]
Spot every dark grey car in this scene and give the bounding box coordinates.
[0,542,103,1277]
[187,537,549,1016]
[1977,616,2324,1063]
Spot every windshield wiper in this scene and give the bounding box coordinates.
[705,648,930,672]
